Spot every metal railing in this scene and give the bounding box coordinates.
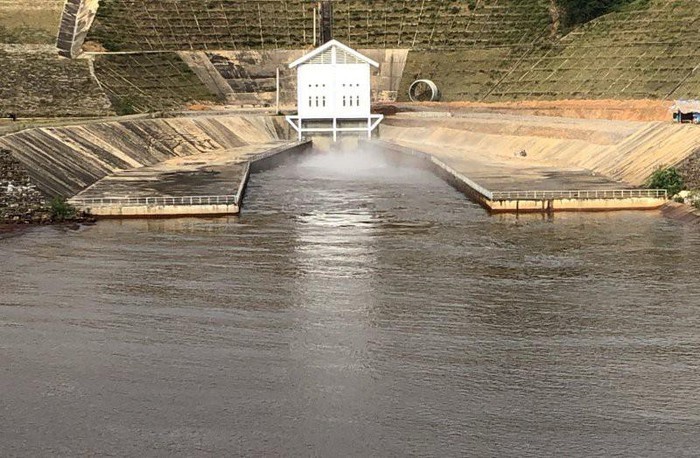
[69,195,238,207]
[490,189,668,201]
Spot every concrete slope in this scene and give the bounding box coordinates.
[381,114,700,187]
[0,116,288,198]
[587,123,700,185]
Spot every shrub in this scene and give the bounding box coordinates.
[556,0,649,31]
[49,197,76,222]
[646,166,685,197]
[111,96,138,116]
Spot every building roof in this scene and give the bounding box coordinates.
[289,40,379,68]
[672,100,700,113]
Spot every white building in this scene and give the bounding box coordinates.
[286,39,383,141]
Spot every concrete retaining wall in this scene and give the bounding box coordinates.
[371,139,668,214]
[0,115,289,198]
[77,139,311,218]
[489,197,666,213]
[85,203,239,218]
[57,0,99,58]
[380,115,700,186]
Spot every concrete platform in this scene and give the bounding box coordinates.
[373,140,667,214]
[70,141,310,217]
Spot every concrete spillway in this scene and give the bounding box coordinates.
[1,111,698,219]
[379,112,700,187]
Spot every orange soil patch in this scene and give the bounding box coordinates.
[185,103,216,111]
[401,99,673,122]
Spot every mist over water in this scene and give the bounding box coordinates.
[2,149,700,456]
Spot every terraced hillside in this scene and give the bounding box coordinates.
[333,0,552,49]
[406,0,700,102]
[0,1,115,117]
[2,0,698,116]
[87,0,553,52]
[0,45,112,117]
[487,0,700,101]
[89,0,316,51]
[93,53,219,114]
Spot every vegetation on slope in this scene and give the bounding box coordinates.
[646,166,684,197]
[93,53,219,113]
[555,0,648,31]
[0,45,113,117]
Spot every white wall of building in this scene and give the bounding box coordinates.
[297,63,371,119]
[287,40,383,140]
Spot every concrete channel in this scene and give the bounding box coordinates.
[0,113,675,219]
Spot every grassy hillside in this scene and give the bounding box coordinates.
[404,0,699,102]
[93,53,219,114]
[555,0,648,31]
[88,0,553,52]
[0,0,63,44]
[0,45,113,117]
[487,0,700,101]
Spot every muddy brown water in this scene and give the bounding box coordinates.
[2,150,700,456]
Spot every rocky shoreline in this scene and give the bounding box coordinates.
[1,148,93,226]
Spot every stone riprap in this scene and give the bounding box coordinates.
[0,149,51,224]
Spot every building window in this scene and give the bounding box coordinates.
[343,96,346,107]
[322,96,326,107]
[356,96,360,106]
[309,96,312,107]
[349,96,353,107]
[315,96,319,107]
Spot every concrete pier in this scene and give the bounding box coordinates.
[69,141,310,217]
